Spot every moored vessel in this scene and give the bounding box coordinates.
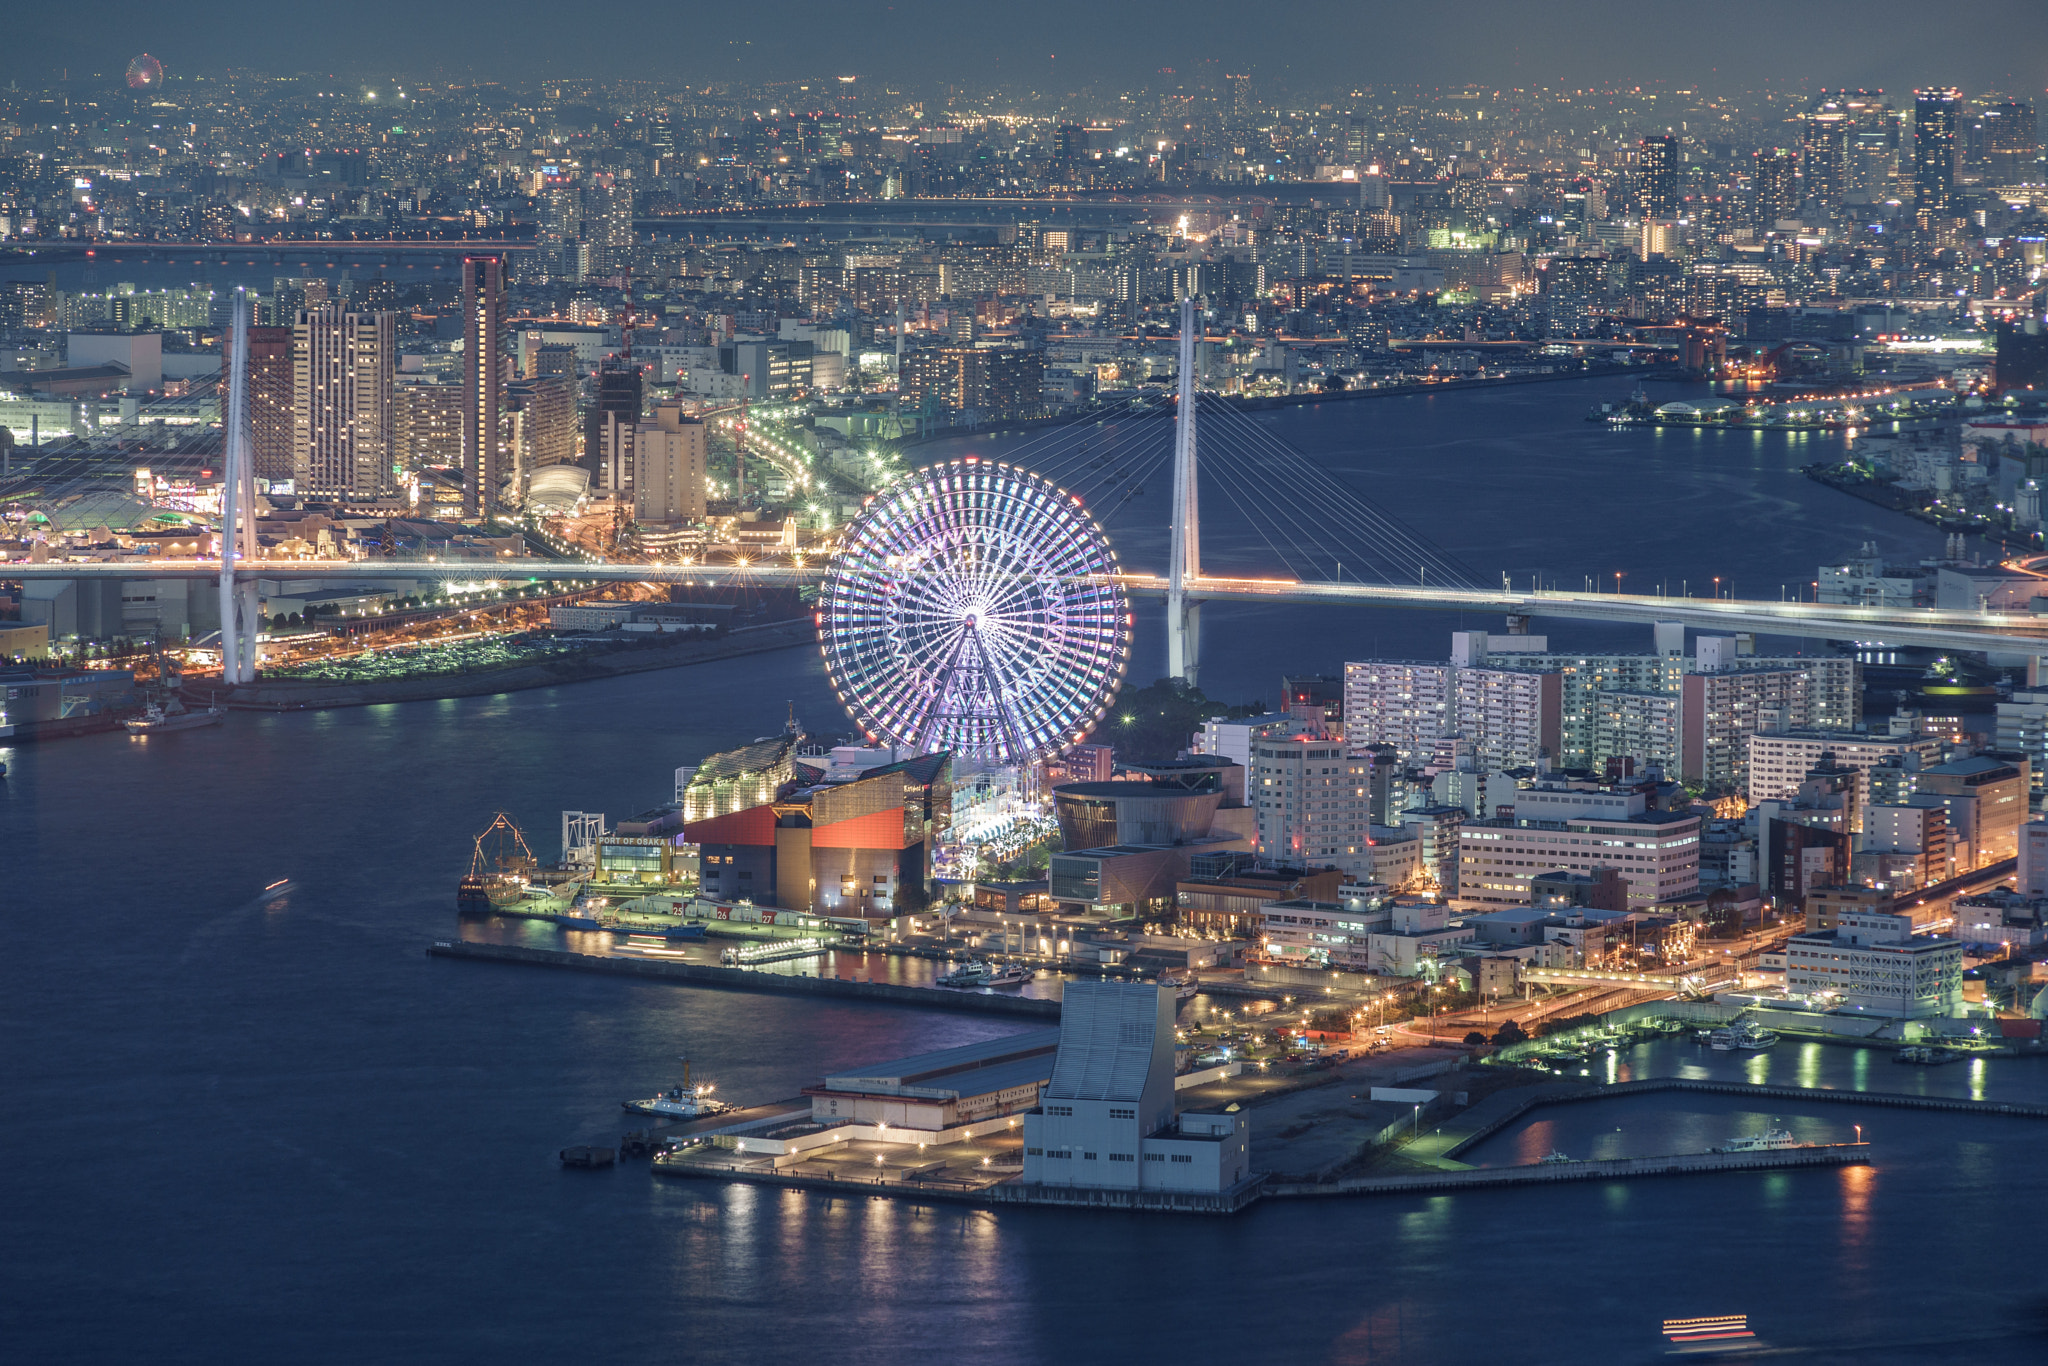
[623,1059,733,1119]
[1714,1129,1808,1153]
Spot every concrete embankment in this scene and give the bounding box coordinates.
[426,939,1061,1019]
[230,618,814,712]
[1441,1075,2048,1161]
[1267,1144,1868,1198]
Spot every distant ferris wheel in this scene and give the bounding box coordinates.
[818,458,1131,766]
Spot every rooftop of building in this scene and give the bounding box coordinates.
[820,1027,1061,1095]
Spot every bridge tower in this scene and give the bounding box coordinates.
[1167,296,1202,684]
[217,294,261,685]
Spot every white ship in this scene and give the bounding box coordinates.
[936,960,994,988]
[622,1059,732,1119]
[983,963,1034,988]
[125,698,227,735]
[1714,1129,1808,1153]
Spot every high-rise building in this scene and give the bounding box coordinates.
[1978,99,2040,184]
[394,377,464,471]
[1250,733,1372,868]
[1913,87,1961,213]
[1802,106,1851,210]
[460,255,504,518]
[293,307,395,500]
[600,401,706,526]
[1752,149,1796,230]
[504,374,575,484]
[1638,135,1679,218]
[898,346,1045,421]
[583,360,644,477]
[246,325,296,481]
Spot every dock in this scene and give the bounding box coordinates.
[426,939,1061,1018]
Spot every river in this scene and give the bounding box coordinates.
[4,376,2030,1365]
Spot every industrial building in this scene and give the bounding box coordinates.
[804,1028,1061,1131]
[1021,981,1251,1196]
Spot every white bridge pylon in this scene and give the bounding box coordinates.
[1167,295,1202,686]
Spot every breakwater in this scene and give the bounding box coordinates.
[1267,1143,1868,1198]
[1443,1076,2048,1160]
[230,618,813,711]
[425,939,1062,1019]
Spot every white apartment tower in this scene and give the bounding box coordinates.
[293,307,395,500]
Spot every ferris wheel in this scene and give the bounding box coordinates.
[819,458,1131,766]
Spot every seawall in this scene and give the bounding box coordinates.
[1267,1143,1869,1198]
[230,618,814,711]
[426,939,1062,1019]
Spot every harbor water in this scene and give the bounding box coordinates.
[4,376,2035,1365]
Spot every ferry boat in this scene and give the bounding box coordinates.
[1714,1129,1808,1153]
[936,960,994,988]
[623,1059,732,1119]
[1706,1028,1737,1051]
[125,697,227,735]
[603,920,707,940]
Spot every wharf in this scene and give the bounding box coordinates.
[426,939,1060,1018]
[1266,1143,1869,1198]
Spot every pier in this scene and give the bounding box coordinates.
[426,940,1061,1018]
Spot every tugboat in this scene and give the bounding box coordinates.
[936,960,995,988]
[125,644,226,735]
[623,1059,733,1119]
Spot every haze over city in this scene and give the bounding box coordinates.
[4,5,2048,1363]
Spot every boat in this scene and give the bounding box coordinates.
[552,912,604,930]
[125,697,227,735]
[559,1145,615,1168]
[458,812,541,913]
[1538,1149,1574,1164]
[936,960,994,988]
[1731,1019,1780,1050]
[126,644,226,736]
[1161,970,1201,1001]
[623,1059,733,1119]
[1714,1129,1808,1153]
[1706,1028,1737,1051]
[1893,1045,1961,1065]
[604,920,707,940]
[983,963,1034,988]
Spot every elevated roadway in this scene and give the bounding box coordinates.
[9,561,2048,655]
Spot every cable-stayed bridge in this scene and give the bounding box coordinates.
[9,301,2048,684]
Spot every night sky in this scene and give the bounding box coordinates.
[5,0,2047,98]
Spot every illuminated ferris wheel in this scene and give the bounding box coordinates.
[818,458,1131,766]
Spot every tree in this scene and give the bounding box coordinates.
[1101,677,1265,764]
[1464,1030,1488,1047]
[1320,373,1348,393]
[1491,1019,1528,1047]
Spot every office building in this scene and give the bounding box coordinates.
[1021,981,1251,1197]
[1802,107,1850,209]
[1913,87,1961,214]
[460,255,504,517]
[1785,908,1962,1017]
[1858,800,1953,892]
[602,402,707,526]
[583,360,643,477]
[1455,784,1701,910]
[246,325,295,481]
[1638,135,1679,217]
[293,306,395,500]
[1914,755,2027,869]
